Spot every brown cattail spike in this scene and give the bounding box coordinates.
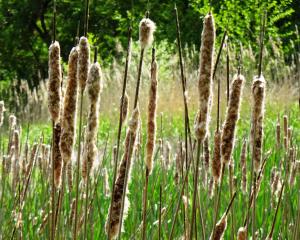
[145,48,158,174]
[48,41,62,123]
[210,214,227,240]
[221,74,244,164]
[212,130,221,184]
[120,92,129,125]
[78,36,90,91]
[251,75,265,172]
[82,62,102,180]
[105,107,140,239]
[53,123,62,188]
[60,47,79,164]
[237,227,247,240]
[194,13,215,142]
[139,18,156,49]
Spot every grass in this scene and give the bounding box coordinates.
[0,95,299,239]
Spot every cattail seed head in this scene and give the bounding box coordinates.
[78,37,90,91]
[106,107,140,239]
[48,41,62,123]
[251,75,265,173]
[283,115,288,138]
[9,115,17,129]
[139,18,156,49]
[208,175,215,198]
[210,214,227,240]
[237,227,247,240]
[194,13,215,142]
[221,74,244,164]
[53,123,62,188]
[60,47,79,164]
[212,130,221,184]
[146,53,158,174]
[276,121,280,147]
[204,137,210,171]
[0,100,5,127]
[82,62,102,181]
[120,92,129,125]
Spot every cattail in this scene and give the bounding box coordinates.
[120,92,129,125]
[287,127,292,143]
[208,175,215,198]
[145,51,158,174]
[221,74,244,164]
[12,130,20,191]
[204,137,210,171]
[237,227,247,240]
[25,143,38,177]
[60,47,79,164]
[283,115,288,138]
[78,37,90,91]
[283,137,288,149]
[240,139,247,167]
[9,114,17,129]
[82,62,102,180]
[241,165,247,194]
[67,161,73,192]
[164,141,171,168]
[139,18,156,49]
[212,130,221,184]
[53,123,62,188]
[48,41,62,123]
[250,75,265,172]
[210,213,227,240]
[289,162,297,186]
[106,107,140,239]
[69,198,76,226]
[0,100,5,127]
[276,121,280,147]
[194,13,215,142]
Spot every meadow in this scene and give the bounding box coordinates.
[0,2,300,240]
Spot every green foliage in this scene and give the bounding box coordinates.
[0,0,299,92]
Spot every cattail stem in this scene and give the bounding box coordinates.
[211,163,225,240]
[84,0,89,37]
[189,141,205,239]
[252,172,257,240]
[268,182,285,238]
[142,169,149,240]
[107,27,132,240]
[134,48,144,108]
[51,121,56,240]
[225,191,237,216]
[73,89,84,239]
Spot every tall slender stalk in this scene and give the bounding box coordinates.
[107,27,132,240]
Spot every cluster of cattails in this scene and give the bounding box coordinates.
[194,13,215,143]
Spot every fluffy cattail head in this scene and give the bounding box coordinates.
[204,137,210,171]
[139,18,156,49]
[9,115,17,129]
[48,41,62,123]
[212,130,221,184]
[237,227,247,240]
[60,47,79,164]
[53,123,62,188]
[120,92,129,125]
[87,62,103,101]
[78,37,90,91]
[145,52,158,174]
[194,13,215,142]
[210,214,227,240]
[0,100,5,127]
[221,74,245,164]
[251,75,265,172]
